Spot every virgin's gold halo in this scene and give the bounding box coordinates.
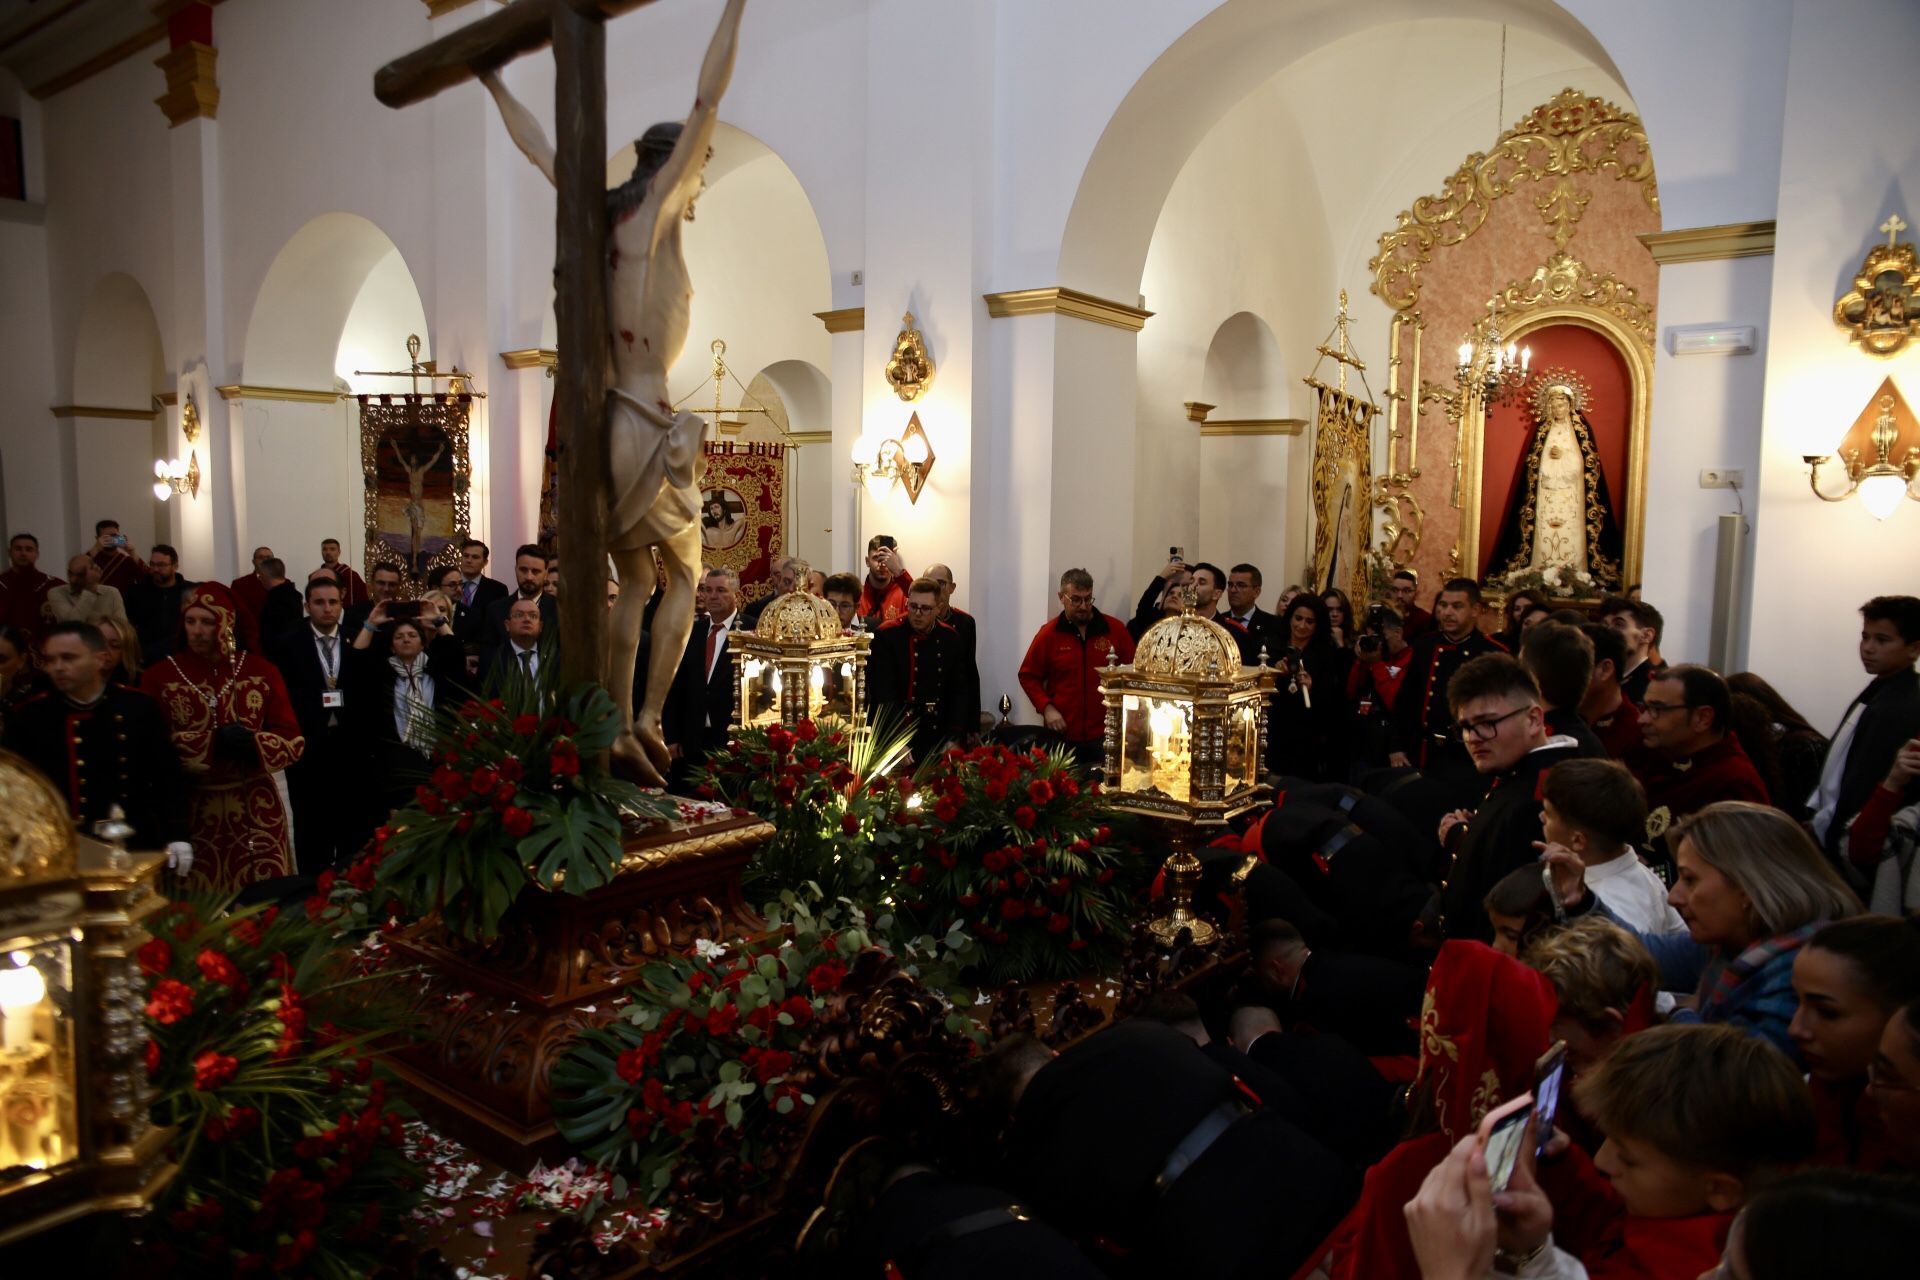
[1529,368,1594,420]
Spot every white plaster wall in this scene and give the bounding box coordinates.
[1637,257,1773,669]
[0,219,58,542]
[1747,0,1920,731]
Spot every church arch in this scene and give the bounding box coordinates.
[1198,312,1288,421]
[236,214,431,584]
[67,272,168,552]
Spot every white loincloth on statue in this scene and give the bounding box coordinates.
[608,389,705,549]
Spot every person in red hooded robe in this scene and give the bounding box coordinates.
[140,582,304,890]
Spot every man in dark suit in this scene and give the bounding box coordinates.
[451,538,510,645]
[1221,563,1284,660]
[1811,594,1920,860]
[256,557,305,645]
[664,567,742,784]
[1388,577,1506,778]
[869,578,973,762]
[984,1020,1358,1279]
[480,595,555,696]
[343,563,405,657]
[479,544,559,655]
[738,554,803,631]
[267,577,360,872]
[1435,654,1584,942]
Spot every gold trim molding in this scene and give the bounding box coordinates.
[1493,252,1655,349]
[983,287,1153,332]
[423,0,482,15]
[786,430,831,445]
[1199,419,1306,438]
[216,384,341,405]
[1639,221,1777,265]
[1370,88,1658,312]
[154,41,218,127]
[1183,401,1216,423]
[813,308,865,334]
[50,404,157,421]
[155,391,179,407]
[501,347,559,371]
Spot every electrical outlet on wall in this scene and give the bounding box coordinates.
[850,269,863,287]
[1699,468,1745,489]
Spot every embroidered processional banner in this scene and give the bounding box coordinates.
[698,440,786,602]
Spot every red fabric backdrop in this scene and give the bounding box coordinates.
[1477,323,1633,580]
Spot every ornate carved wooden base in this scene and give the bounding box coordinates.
[379,811,774,1170]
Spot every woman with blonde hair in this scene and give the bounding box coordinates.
[1547,799,1861,1060]
[99,614,143,683]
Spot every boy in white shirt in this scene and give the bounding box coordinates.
[1538,759,1685,936]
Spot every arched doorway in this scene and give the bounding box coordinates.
[68,272,168,555]
[236,213,432,585]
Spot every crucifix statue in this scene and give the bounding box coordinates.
[375,0,746,785]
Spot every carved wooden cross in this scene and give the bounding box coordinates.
[375,0,659,688]
[1883,214,1908,249]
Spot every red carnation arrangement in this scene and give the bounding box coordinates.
[889,742,1139,981]
[372,682,677,941]
[141,893,419,1278]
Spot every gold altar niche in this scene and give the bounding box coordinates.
[1441,255,1654,597]
[1101,604,1270,947]
[1307,291,1379,608]
[355,334,480,596]
[0,753,174,1247]
[731,569,871,732]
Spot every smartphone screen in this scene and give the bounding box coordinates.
[1533,1041,1567,1157]
[1483,1102,1533,1193]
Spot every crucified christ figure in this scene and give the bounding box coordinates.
[390,437,446,575]
[480,0,744,785]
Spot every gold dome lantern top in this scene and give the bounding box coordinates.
[0,748,79,886]
[1131,611,1250,680]
[755,589,846,643]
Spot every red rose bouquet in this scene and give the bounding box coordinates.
[892,743,1140,981]
[375,681,677,941]
[142,893,419,1277]
[552,895,974,1207]
[691,712,914,900]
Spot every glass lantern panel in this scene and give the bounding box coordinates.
[1224,697,1260,796]
[0,939,79,1187]
[1120,694,1193,804]
[809,658,856,722]
[740,658,783,729]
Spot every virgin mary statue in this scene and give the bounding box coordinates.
[1487,376,1622,591]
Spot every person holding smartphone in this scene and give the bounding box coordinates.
[88,518,150,592]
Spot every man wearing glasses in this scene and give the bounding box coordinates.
[869,578,972,762]
[1019,568,1136,771]
[1631,664,1769,874]
[1433,653,1582,941]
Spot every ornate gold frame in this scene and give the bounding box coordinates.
[1834,215,1920,358]
[1308,385,1377,605]
[357,393,473,595]
[884,312,935,402]
[1456,259,1653,590]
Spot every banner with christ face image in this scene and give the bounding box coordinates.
[697,440,786,603]
[358,394,473,593]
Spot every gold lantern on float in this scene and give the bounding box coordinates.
[0,752,175,1247]
[731,567,872,732]
[1100,605,1271,947]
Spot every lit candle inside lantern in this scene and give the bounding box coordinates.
[0,958,46,1052]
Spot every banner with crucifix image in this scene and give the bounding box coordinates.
[357,392,473,595]
[698,440,786,603]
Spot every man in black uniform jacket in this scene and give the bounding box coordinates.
[1388,577,1506,793]
[1244,918,1426,1056]
[1518,620,1608,758]
[3,621,178,845]
[1435,654,1583,941]
[846,1165,1104,1280]
[869,578,973,762]
[984,1020,1358,1279]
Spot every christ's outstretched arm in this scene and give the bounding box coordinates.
[645,0,745,254]
[479,68,557,188]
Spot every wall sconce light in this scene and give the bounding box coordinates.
[1805,391,1919,520]
[851,412,935,504]
[152,454,200,502]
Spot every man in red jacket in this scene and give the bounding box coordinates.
[856,534,913,629]
[0,531,63,647]
[1629,664,1769,871]
[1018,567,1135,769]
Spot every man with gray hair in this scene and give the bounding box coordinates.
[664,566,742,781]
[740,554,805,630]
[1018,568,1136,768]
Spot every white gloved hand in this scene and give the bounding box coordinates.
[165,842,194,877]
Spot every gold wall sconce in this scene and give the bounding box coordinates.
[884,312,934,402]
[852,412,935,504]
[1805,379,1919,520]
[155,390,203,501]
